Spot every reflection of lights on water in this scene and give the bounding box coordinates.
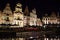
[43,25,46,28]
[51,38,53,40]
[44,38,48,40]
[44,38,46,40]
[46,38,48,40]
[57,26,60,27]
[43,25,47,28]
[58,38,60,40]
[30,37,33,39]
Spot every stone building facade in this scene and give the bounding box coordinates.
[0,3,60,28]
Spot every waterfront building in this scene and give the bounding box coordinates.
[2,3,13,24]
[0,3,60,27]
[29,8,37,26]
[12,3,24,27]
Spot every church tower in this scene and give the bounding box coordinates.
[3,3,13,24]
[13,3,24,27]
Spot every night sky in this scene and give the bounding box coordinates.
[0,0,60,18]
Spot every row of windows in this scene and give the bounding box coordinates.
[43,18,57,20]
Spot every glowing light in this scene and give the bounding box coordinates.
[30,37,33,39]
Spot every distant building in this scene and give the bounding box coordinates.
[49,12,57,24]
[42,13,49,24]
[42,12,60,25]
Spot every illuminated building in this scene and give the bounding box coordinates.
[12,3,24,27]
[48,12,58,24]
[42,12,60,25]
[0,3,43,27]
[48,12,57,24]
[57,12,60,24]
[29,8,37,26]
[37,18,42,26]
[42,13,49,24]
[0,11,3,24]
[23,16,27,26]
[2,3,13,24]
[0,2,60,28]
[24,6,29,26]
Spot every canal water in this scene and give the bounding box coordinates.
[0,32,60,40]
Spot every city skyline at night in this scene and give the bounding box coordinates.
[0,0,60,40]
[0,2,60,28]
[0,0,60,18]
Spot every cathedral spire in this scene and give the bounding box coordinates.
[24,6,29,16]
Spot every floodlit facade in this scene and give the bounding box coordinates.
[37,18,42,26]
[23,16,27,26]
[0,11,3,24]
[12,3,24,27]
[0,3,13,24]
[29,8,37,26]
[16,38,25,40]
[0,3,42,28]
[0,3,60,28]
[42,12,60,24]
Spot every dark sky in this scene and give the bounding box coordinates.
[0,0,60,18]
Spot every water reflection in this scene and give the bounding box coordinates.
[0,38,60,40]
[0,31,60,40]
